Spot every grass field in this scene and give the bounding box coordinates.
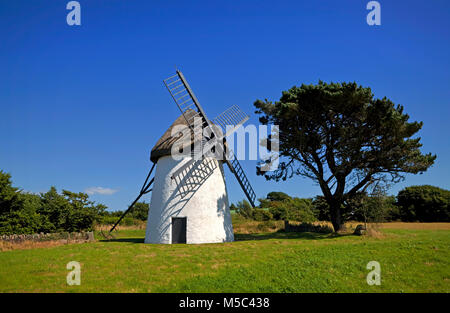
[0,223,449,293]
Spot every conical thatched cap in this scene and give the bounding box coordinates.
[150,109,199,163]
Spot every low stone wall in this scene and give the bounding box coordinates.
[0,231,95,243]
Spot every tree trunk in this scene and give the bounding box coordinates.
[330,203,346,233]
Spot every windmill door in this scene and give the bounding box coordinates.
[172,217,187,244]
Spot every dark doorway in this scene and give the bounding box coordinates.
[171,217,187,244]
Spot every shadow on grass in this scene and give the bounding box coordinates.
[99,238,144,243]
[98,232,354,244]
[234,231,354,241]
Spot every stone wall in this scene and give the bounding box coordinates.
[0,231,95,243]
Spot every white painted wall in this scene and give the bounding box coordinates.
[144,156,234,244]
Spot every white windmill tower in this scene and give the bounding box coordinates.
[108,70,256,244]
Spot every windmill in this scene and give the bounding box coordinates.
[108,70,256,244]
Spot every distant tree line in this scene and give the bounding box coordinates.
[231,192,317,223]
[100,202,149,226]
[232,186,450,223]
[0,170,149,235]
[1,169,448,235]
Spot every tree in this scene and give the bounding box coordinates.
[38,187,104,232]
[348,188,390,226]
[0,171,44,234]
[396,185,450,222]
[234,199,254,219]
[62,190,107,231]
[312,196,330,221]
[252,208,273,221]
[0,171,21,215]
[254,81,436,232]
[266,191,291,202]
[130,202,150,221]
[233,199,274,221]
[284,198,316,222]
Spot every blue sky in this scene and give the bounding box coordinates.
[0,0,449,211]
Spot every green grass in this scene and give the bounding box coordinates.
[0,228,449,292]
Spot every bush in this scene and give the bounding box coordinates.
[234,193,317,223]
[252,209,273,221]
[233,200,275,221]
[234,200,254,219]
[267,198,316,222]
[285,222,334,234]
[257,220,277,231]
[396,185,450,222]
[129,202,149,221]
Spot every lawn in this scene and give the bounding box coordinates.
[0,224,449,292]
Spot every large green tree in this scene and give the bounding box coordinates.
[254,81,436,232]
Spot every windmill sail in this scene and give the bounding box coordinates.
[164,70,256,207]
[225,150,256,207]
[213,105,249,138]
[163,71,212,132]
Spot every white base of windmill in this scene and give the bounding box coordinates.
[144,155,234,244]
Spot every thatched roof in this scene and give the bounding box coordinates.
[150,109,200,163]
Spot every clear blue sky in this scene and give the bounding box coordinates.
[1,0,449,211]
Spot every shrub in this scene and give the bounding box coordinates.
[267,198,316,222]
[285,221,333,233]
[396,185,450,222]
[252,209,273,221]
[129,202,149,221]
[234,200,254,219]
